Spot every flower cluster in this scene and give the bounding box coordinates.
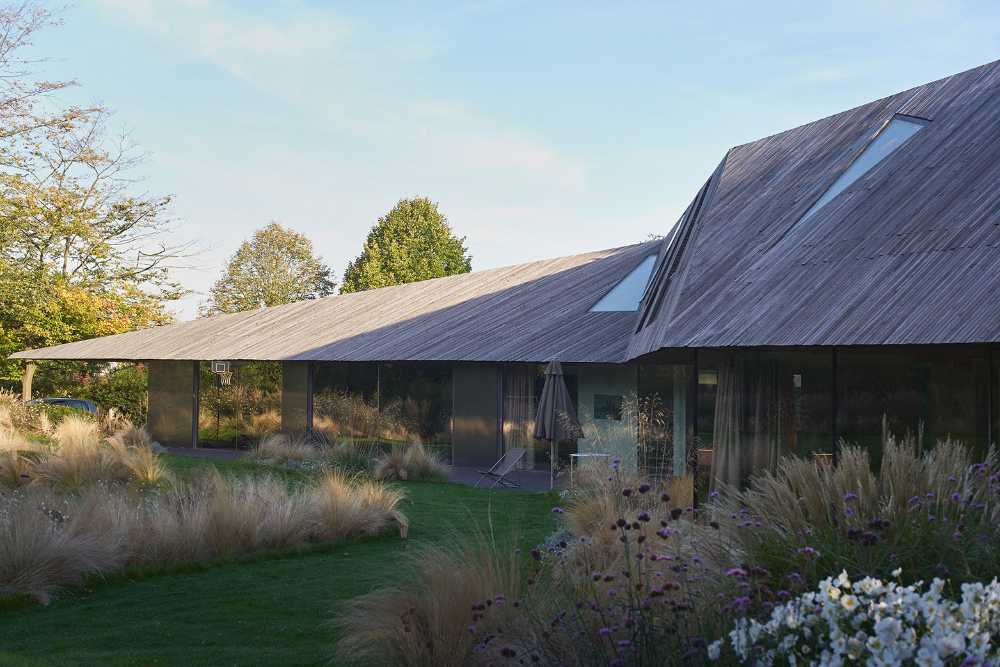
[708,570,1000,666]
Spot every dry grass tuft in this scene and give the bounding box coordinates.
[251,433,320,463]
[0,489,123,604]
[373,443,451,482]
[334,538,520,667]
[309,470,409,539]
[0,467,408,603]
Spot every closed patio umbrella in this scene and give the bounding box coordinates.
[533,360,583,489]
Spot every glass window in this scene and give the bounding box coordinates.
[502,364,579,470]
[379,362,452,459]
[638,363,695,483]
[590,254,658,312]
[697,350,833,493]
[311,363,380,442]
[593,394,624,420]
[800,115,927,223]
[197,361,281,449]
[837,347,988,466]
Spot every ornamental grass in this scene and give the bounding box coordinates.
[0,470,408,604]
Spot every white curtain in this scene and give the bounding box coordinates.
[503,365,537,468]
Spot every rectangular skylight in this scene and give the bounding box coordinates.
[799,114,928,223]
[591,254,658,312]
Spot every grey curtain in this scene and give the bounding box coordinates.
[709,354,785,493]
[503,365,537,468]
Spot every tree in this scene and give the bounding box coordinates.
[340,197,471,294]
[0,3,189,398]
[201,223,336,315]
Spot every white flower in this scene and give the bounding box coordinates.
[706,640,721,661]
[892,567,902,578]
[841,594,859,612]
[827,585,842,601]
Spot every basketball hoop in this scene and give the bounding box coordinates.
[211,361,233,386]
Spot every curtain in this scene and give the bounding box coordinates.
[709,354,785,493]
[710,355,744,493]
[503,365,537,468]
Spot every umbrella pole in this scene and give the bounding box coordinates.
[550,440,555,490]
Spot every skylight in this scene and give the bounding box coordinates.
[799,114,928,223]
[591,255,658,312]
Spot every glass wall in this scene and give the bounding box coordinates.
[697,350,834,492]
[311,363,380,441]
[837,346,989,464]
[637,363,695,480]
[380,362,452,458]
[197,361,282,449]
[501,363,579,470]
[311,362,453,459]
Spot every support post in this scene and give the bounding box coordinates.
[21,360,36,401]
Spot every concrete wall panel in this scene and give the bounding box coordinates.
[281,361,310,435]
[452,363,500,467]
[148,360,197,447]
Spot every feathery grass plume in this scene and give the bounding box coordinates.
[244,409,282,441]
[0,488,123,604]
[0,469,411,603]
[0,390,45,434]
[252,433,319,463]
[323,437,377,474]
[373,443,451,482]
[709,429,1000,587]
[308,470,408,539]
[99,408,133,437]
[334,536,521,667]
[35,417,129,488]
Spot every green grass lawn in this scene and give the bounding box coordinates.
[0,455,557,666]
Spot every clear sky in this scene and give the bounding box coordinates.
[31,1,1000,319]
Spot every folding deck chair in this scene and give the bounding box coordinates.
[474,448,526,488]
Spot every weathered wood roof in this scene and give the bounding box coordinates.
[629,59,1000,358]
[14,242,658,363]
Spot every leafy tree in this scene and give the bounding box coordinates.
[0,3,188,399]
[341,198,471,293]
[201,222,335,315]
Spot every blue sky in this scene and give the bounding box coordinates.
[32,1,1000,319]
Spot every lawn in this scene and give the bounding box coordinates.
[0,455,557,666]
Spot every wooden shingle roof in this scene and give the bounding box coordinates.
[628,59,1000,358]
[13,242,658,363]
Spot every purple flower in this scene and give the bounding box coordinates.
[622,488,633,498]
[637,511,651,523]
[709,490,720,499]
[551,507,565,514]
[725,567,748,579]
[617,639,632,648]
[598,627,611,637]
[638,483,651,494]
[950,492,962,503]
[844,492,859,502]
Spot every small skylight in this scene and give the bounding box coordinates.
[799,114,928,223]
[591,255,658,312]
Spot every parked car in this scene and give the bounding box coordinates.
[25,397,98,414]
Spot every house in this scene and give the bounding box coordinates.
[13,59,1000,490]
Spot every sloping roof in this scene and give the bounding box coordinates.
[13,241,658,363]
[629,59,1000,358]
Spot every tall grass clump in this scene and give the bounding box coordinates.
[373,443,451,482]
[709,428,1000,589]
[251,433,321,463]
[0,469,408,603]
[0,489,123,604]
[30,417,169,489]
[334,538,522,667]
